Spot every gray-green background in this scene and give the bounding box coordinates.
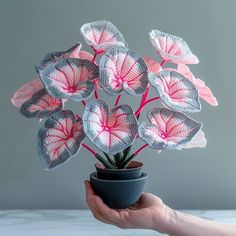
[0,0,235,209]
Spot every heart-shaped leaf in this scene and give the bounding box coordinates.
[37,110,85,169]
[11,79,44,108]
[177,64,218,106]
[139,108,202,150]
[82,99,138,154]
[99,46,148,96]
[12,78,63,119]
[81,20,127,53]
[20,88,63,118]
[149,30,199,64]
[36,43,82,72]
[149,70,201,112]
[39,58,98,101]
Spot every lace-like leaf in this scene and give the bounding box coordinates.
[149,70,201,112]
[81,20,127,53]
[20,88,62,118]
[36,43,82,72]
[12,79,63,119]
[149,30,199,64]
[11,79,44,108]
[177,64,218,106]
[83,100,138,154]
[139,108,202,150]
[144,56,162,73]
[100,46,148,96]
[39,58,98,101]
[37,110,85,169]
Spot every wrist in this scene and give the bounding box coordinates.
[152,205,177,234]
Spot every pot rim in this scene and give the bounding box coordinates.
[90,172,147,183]
[95,160,143,171]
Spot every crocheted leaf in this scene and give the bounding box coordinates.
[11,79,44,108]
[99,46,148,96]
[37,110,85,169]
[20,88,62,118]
[177,64,218,106]
[39,58,98,101]
[149,30,199,64]
[143,56,162,73]
[36,43,82,72]
[149,70,201,112]
[78,50,94,62]
[81,20,127,53]
[138,108,202,150]
[83,99,138,154]
[183,130,207,149]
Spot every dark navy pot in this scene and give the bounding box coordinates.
[90,161,148,209]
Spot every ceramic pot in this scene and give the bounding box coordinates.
[90,161,148,209]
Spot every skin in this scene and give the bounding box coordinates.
[85,181,236,236]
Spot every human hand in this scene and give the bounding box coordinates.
[84,180,172,233]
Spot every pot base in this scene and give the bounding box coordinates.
[90,172,148,209]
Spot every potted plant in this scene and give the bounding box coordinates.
[11,20,218,209]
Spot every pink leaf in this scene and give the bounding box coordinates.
[39,58,98,102]
[143,56,162,73]
[12,78,63,119]
[83,99,138,154]
[99,46,148,96]
[177,64,218,106]
[81,21,127,53]
[78,50,94,62]
[20,89,63,118]
[138,108,202,150]
[149,30,199,64]
[37,110,85,169]
[36,43,82,72]
[149,70,201,112]
[11,78,44,107]
[183,130,207,149]
[194,79,218,106]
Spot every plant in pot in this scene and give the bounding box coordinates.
[11,20,218,209]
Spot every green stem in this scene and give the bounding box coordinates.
[103,152,117,167]
[120,153,135,169]
[122,145,132,161]
[114,152,122,168]
[120,143,149,168]
[95,154,115,169]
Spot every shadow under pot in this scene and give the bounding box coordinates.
[90,161,148,209]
